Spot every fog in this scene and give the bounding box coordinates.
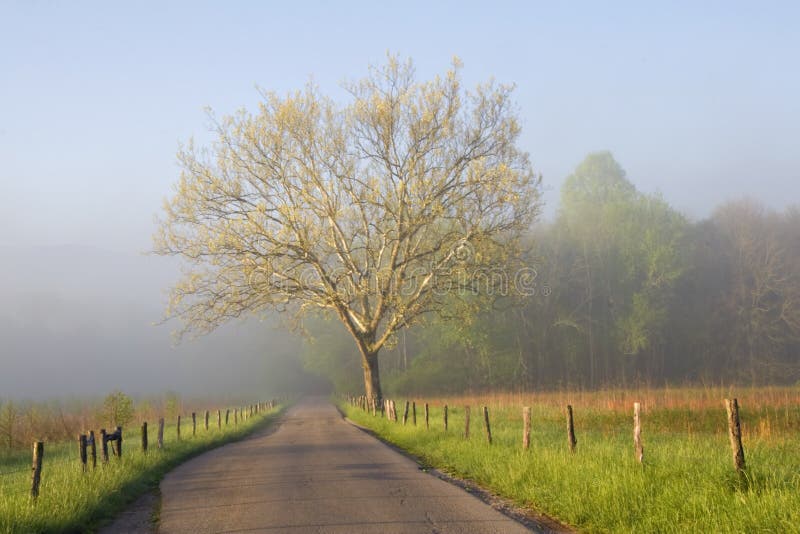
[0,244,319,399]
[1,3,798,400]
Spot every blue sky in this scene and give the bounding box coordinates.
[1,0,798,252]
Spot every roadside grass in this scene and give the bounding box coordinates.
[343,387,800,533]
[0,405,284,533]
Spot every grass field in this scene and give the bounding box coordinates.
[342,386,800,533]
[0,404,283,533]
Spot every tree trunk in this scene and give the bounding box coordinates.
[361,351,383,404]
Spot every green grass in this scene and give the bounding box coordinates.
[343,391,800,533]
[0,405,284,533]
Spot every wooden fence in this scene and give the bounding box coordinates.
[26,399,279,501]
[345,394,748,472]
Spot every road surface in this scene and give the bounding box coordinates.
[155,398,535,533]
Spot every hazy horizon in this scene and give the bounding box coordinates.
[1,1,798,399]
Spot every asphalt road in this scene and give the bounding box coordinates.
[156,398,535,533]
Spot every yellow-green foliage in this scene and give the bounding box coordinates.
[343,387,800,533]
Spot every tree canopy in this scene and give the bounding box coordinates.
[155,57,541,400]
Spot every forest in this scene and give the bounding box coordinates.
[305,151,800,394]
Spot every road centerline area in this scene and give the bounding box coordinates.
[157,398,534,533]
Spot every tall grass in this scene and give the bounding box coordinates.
[343,386,800,533]
[0,406,283,533]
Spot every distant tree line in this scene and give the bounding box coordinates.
[303,152,800,393]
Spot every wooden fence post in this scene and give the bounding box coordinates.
[523,407,531,450]
[483,406,492,444]
[235,409,238,425]
[226,409,230,426]
[444,405,448,431]
[141,422,148,452]
[633,402,643,463]
[403,401,410,425]
[217,410,221,429]
[113,426,123,458]
[464,406,471,439]
[392,400,398,422]
[89,430,97,469]
[724,398,746,471]
[100,429,109,463]
[412,402,416,425]
[158,418,165,450]
[192,412,197,436]
[31,441,43,501]
[425,403,429,429]
[204,411,209,431]
[177,415,181,441]
[567,405,577,453]
[78,434,88,472]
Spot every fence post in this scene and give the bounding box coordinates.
[235,409,238,426]
[205,410,209,431]
[31,441,43,501]
[141,422,148,452]
[567,405,577,453]
[158,418,165,450]
[78,434,88,472]
[177,415,181,441]
[724,398,746,471]
[483,406,492,444]
[217,410,221,429]
[403,401,410,425]
[116,426,123,458]
[192,412,197,436]
[444,405,448,431]
[464,406,471,439]
[89,430,97,469]
[425,403,429,429]
[523,407,531,450]
[226,409,230,426]
[633,402,643,463]
[100,429,109,463]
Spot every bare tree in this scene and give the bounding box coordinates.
[155,57,540,401]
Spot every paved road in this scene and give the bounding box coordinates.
[157,398,534,533]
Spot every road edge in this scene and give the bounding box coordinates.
[337,405,575,534]
[95,406,290,534]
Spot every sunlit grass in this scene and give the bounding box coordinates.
[0,405,283,533]
[343,387,800,533]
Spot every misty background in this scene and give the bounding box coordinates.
[1,1,798,399]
